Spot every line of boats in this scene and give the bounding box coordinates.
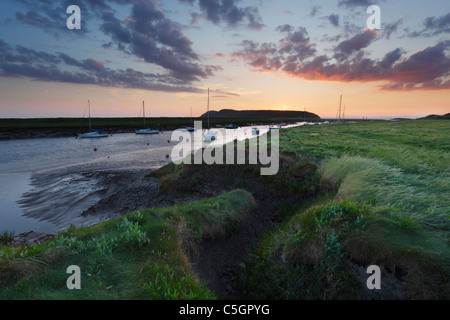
[78,100,160,139]
[77,89,280,141]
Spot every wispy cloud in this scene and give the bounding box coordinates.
[338,0,384,8]
[179,0,265,30]
[310,5,321,17]
[408,13,450,38]
[327,14,340,27]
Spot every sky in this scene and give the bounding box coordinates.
[0,0,449,119]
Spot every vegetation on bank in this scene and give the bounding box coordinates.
[0,190,256,299]
[151,119,450,299]
[236,120,449,299]
[0,119,448,299]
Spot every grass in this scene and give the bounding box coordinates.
[0,230,15,246]
[0,189,256,299]
[146,119,449,299]
[234,120,449,299]
[1,119,448,300]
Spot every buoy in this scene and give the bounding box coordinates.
[75,136,78,139]
[166,154,170,159]
[94,148,98,152]
[168,140,171,143]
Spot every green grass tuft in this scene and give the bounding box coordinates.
[0,190,255,300]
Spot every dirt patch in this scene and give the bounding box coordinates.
[9,231,55,247]
[191,198,279,299]
[165,162,321,299]
[347,261,407,299]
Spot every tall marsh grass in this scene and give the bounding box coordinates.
[320,155,449,241]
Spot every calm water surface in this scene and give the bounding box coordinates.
[0,131,176,233]
[0,123,304,234]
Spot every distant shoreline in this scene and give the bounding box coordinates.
[2,116,443,140]
[0,117,321,140]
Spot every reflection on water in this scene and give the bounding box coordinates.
[0,173,56,233]
[0,132,176,233]
[0,123,306,234]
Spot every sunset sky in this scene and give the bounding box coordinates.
[0,0,449,119]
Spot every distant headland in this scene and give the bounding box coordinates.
[201,109,321,120]
[419,113,450,120]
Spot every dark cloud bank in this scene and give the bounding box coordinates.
[2,0,242,92]
[233,25,450,91]
[1,0,449,92]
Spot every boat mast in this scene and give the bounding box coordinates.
[88,100,91,131]
[143,101,146,127]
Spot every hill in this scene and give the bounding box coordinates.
[420,113,450,120]
[201,109,321,120]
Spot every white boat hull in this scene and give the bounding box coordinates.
[78,132,109,138]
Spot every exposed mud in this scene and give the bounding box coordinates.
[9,231,55,247]
[16,155,319,299]
[18,168,205,232]
[165,161,320,300]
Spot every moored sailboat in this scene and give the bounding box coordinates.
[78,100,109,139]
[135,101,159,135]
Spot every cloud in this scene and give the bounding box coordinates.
[234,27,450,91]
[277,26,316,62]
[13,0,110,34]
[327,14,340,27]
[408,13,450,37]
[310,5,321,17]
[0,38,205,93]
[382,18,403,40]
[384,41,450,90]
[424,12,450,31]
[179,0,265,30]
[9,0,221,83]
[234,25,316,72]
[334,29,378,60]
[211,89,240,98]
[234,40,281,71]
[338,0,384,8]
[378,48,404,69]
[15,10,57,30]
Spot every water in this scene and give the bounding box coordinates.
[0,123,306,235]
[0,131,177,234]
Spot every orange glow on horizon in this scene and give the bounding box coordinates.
[0,76,448,119]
